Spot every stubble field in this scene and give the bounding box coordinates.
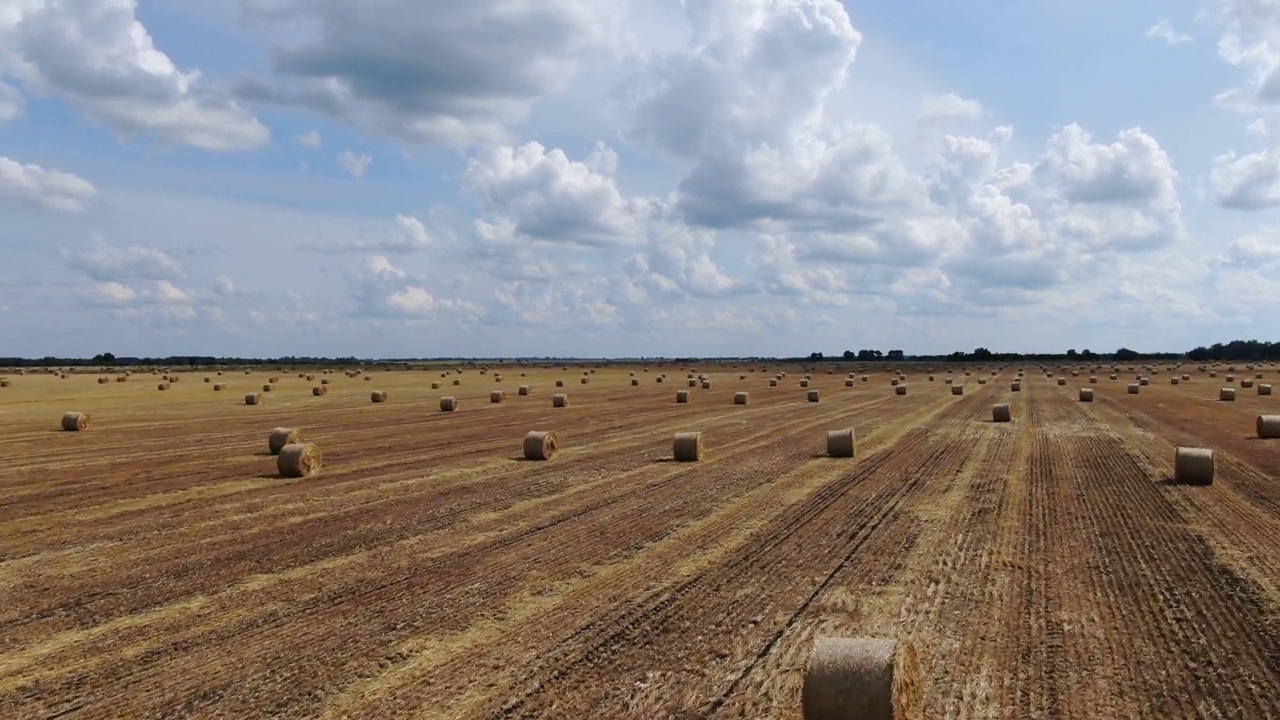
[1,362,1278,719]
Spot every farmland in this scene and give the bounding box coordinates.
[1,363,1278,719]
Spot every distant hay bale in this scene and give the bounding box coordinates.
[320,379,329,385]
[673,431,703,462]
[157,383,170,391]
[490,390,504,403]
[845,379,854,387]
[676,390,690,403]
[312,386,326,396]
[552,393,569,408]
[1210,371,1218,377]
[827,429,856,458]
[269,377,278,384]
[1011,382,1021,392]
[701,381,711,390]
[453,379,461,386]
[581,377,590,385]
[440,396,459,412]
[245,393,262,405]
[895,385,907,396]
[1139,377,1149,386]
[951,385,963,396]
[992,403,1011,422]
[431,382,441,389]
[890,379,899,386]
[523,430,559,461]
[97,377,108,384]
[1126,383,1140,394]
[1079,388,1093,402]
[802,636,921,720]
[1257,415,1280,438]
[1227,374,1236,383]
[861,375,869,382]
[656,377,664,384]
[978,378,987,384]
[1242,378,1255,388]
[771,379,780,387]
[808,389,821,402]
[1257,372,1264,379]
[244,370,251,375]
[800,379,810,388]
[371,391,388,403]
[734,391,749,405]
[945,378,953,384]
[262,384,273,392]
[556,379,565,387]
[1057,378,1066,386]
[214,384,226,391]
[306,374,315,381]
[61,411,89,431]
[519,384,531,395]
[688,379,699,388]
[1260,383,1273,396]
[205,377,212,383]
[1220,388,1236,401]
[116,376,127,383]
[1183,374,1191,381]
[1173,447,1214,486]
[278,442,321,478]
[365,376,372,381]
[268,427,303,455]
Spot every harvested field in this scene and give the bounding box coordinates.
[1,364,1278,719]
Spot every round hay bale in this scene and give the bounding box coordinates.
[97,377,108,384]
[992,403,1011,422]
[552,393,569,408]
[453,379,461,386]
[244,370,251,375]
[523,430,559,461]
[365,375,372,381]
[676,390,690,403]
[1227,374,1236,382]
[800,379,810,388]
[306,374,315,381]
[556,379,565,387]
[490,390,504,403]
[1139,377,1149,386]
[801,636,921,720]
[61,411,89,431]
[978,378,987,385]
[734,391,749,405]
[519,384,531,395]
[890,379,899,386]
[1174,447,1214,486]
[771,379,780,387]
[928,375,935,381]
[807,389,821,402]
[205,377,213,383]
[214,383,225,391]
[701,381,711,390]
[268,427,303,455]
[1079,388,1094,402]
[116,376,127,383]
[630,378,640,387]
[312,385,326,396]
[371,391,388,403]
[580,377,590,385]
[1010,382,1021,392]
[158,383,170,391]
[262,384,273,392]
[320,378,329,385]
[1057,378,1066,386]
[951,385,963,396]
[688,379,698,388]
[278,442,321,478]
[1183,374,1191,381]
[1257,415,1280,438]
[1127,383,1140,394]
[1259,383,1273,396]
[656,377,664,384]
[1219,387,1237,401]
[440,396,459,412]
[1171,377,1180,385]
[431,381,441,390]
[673,432,702,462]
[827,429,856,458]
[269,377,278,384]
[861,375,869,382]
[1242,378,1255,388]
[245,393,262,405]
[895,385,907,396]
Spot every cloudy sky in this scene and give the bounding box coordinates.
[1,0,1277,359]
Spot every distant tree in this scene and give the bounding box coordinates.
[886,349,905,360]
[1080,349,1095,359]
[809,352,825,360]
[92,352,116,365]
[842,350,856,360]
[1066,349,1077,358]
[972,347,993,360]
[1114,347,1139,361]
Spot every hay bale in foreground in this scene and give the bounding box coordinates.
[268,427,303,455]
[827,429,856,458]
[1173,447,1214,486]
[734,391,749,405]
[1220,388,1236,401]
[61,412,89,431]
[552,393,569,408]
[440,396,459,412]
[673,432,703,462]
[523,430,559,461]
[802,636,921,720]
[278,443,321,478]
[1079,388,1094,402]
[992,403,1011,422]
[371,391,388,403]
[1256,415,1280,438]
[245,393,262,406]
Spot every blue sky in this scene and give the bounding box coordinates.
[2,0,1277,359]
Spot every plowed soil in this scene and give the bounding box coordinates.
[1,363,1278,719]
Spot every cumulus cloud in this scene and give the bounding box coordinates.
[295,130,322,148]
[354,255,482,319]
[299,214,436,254]
[234,0,623,144]
[1209,0,1280,110]
[1145,20,1192,45]
[917,93,984,124]
[0,156,97,212]
[337,150,372,178]
[62,238,186,282]
[1212,148,1280,209]
[464,141,655,247]
[0,0,268,151]
[0,80,22,124]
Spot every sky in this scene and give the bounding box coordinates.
[1,0,1278,359]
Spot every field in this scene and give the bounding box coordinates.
[2,363,1279,719]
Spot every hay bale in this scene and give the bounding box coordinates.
[631,378,639,386]
[701,381,711,389]
[1260,383,1273,396]
[1242,378,1255,388]
[807,389,821,403]
[214,383,225,391]
[431,382,441,390]
[801,636,921,720]
[491,390,504,403]
[861,375,869,382]
[245,393,262,405]
[1127,383,1140,394]
[97,377,108,384]
[673,432,702,462]
[61,412,89,431]
[268,427,303,455]
[278,443,322,478]
[800,379,810,388]
[556,379,565,387]
[978,378,987,385]
[320,379,329,385]
[371,391,388,403]
[364,375,372,381]
[890,379,899,386]
[676,390,690,403]
[827,429,856,458]
[734,392,749,405]
[1182,374,1191,381]
[770,379,779,387]
[928,375,935,381]
[306,374,315,381]
[453,379,461,386]
[1057,378,1067,386]
[519,384,531,395]
[116,376,126,383]
[656,377,664,383]
[552,393,569,408]
[1257,415,1280,438]
[895,385,907,396]
[262,384,273,392]
[1079,388,1094,402]
[158,383,170,391]
[1173,447,1214,486]
[580,377,590,385]
[312,386,326,396]
[951,385,963,396]
[1010,382,1022,392]
[440,396,459,412]
[992,403,1011,422]
[523,430,559,461]
[1171,377,1180,385]
[1220,388,1236,401]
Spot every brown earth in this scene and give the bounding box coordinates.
[0,362,1277,719]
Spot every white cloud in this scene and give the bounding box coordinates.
[337,150,372,179]
[1212,148,1280,209]
[299,213,437,254]
[1209,0,1280,110]
[0,156,97,212]
[234,0,625,145]
[62,239,186,282]
[354,255,483,320]
[917,93,984,124]
[0,0,268,151]
[0,80,23,124]
[1145,20,1193,45]
[295,130,322,148]
[212,275,236,296]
